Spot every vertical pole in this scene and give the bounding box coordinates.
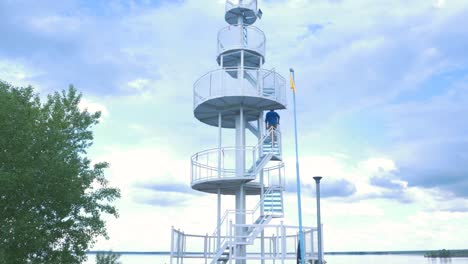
[269,236,272,259]
[181,232,185,264]
[311,230,314,261]
[176,229,180,264]
[229,220,233,264]
[290,68,305,264]
[321,224,324,261]
[240,50,244,93]
[235,107,246,264]
[217,112,222,250]
[259,113,265,264]
[170,226,174,264]
[204,233,208,264]
[272,234,276,264]
[259,56,264,96]
[208,233,211,258]
[314,176,323,264]
[275,225,279,259]
[238,14,244,95]
[281,221,285,264]
[221,55,225,95]
[217,188,221,248]
[218,112,222,178]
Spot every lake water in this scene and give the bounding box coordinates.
[85,254,468,264]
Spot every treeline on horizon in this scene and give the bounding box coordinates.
[326,249,468,257]
[86,249,468,257]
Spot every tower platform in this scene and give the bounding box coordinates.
[217,25,265,67]
[192,179,262,195]
[193,67,287,128]
[191,145,285,195]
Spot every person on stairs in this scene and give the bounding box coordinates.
[265,109,280,143]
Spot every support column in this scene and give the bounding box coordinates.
[217,188,221,248]
[217,112,222,250]
[235,107,246,264]
[258,113,265,264]
[218,112,222,178]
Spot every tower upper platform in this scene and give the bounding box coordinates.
[191,144,285,195]
[217,25,265,68]
[193,67,287,128]
[225,0,259,26]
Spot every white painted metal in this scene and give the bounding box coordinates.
[170,0,323,263]
[171,224,320,263]
[217,25,265,62]
[225,0,258,26]
[258,114,265,264]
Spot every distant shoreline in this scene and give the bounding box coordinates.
[87,249,468,257]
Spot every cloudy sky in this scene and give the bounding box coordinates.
[1,0,468,252]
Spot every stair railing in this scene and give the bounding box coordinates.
[210,185,284,263]
[249,128,278,176]
[262,162,285,189]
[263,127,282,157]
[252,186,283,218]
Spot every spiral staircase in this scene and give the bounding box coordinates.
[169,1,322,263]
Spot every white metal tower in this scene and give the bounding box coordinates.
[170,1,322,263]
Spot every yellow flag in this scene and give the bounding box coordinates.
[290,72,296,93]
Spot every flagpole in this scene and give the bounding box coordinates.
[290,68,305,264]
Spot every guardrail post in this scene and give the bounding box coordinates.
[208,233,212,259]
[321,224,324,262]
[311,229,314,260]
[304,229,308,260]
[278,130,282,158]
[252,147,256,174]
[218,112,222,179]
[229,220,233,263]
[170,226,174,264]
[275,225,279,259]
[281,221,286,264]
[181,231,185,264]
[273,68,277,100]
[176,228,180,264]
[209,71,212,96]
[272,234,276,264]
[204,233,208,264]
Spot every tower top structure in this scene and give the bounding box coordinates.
[225,0,262,26]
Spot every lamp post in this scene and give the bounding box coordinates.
[313,176,323,264]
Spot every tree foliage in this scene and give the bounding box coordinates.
[95,251,121,264]
[0,81,120,263]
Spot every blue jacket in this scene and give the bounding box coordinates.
[265,111,280,125]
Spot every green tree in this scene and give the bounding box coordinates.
[95,251,121,264]
[0,81,120,263]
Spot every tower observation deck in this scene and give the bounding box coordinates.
[170,1,323,263]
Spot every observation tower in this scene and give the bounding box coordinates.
[170,1,322,263]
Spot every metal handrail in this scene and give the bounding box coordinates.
[190,136,283,185]
[217,24,265,56]
[193,67,287,110]
[225,0,257,11]
[251,185,283,217]
[170,224,321,263]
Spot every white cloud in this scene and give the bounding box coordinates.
[360,157,397,174]
[78,98,110,120]
[127,78,151,91]
[29,15,83,34]
[0,59,42,89]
